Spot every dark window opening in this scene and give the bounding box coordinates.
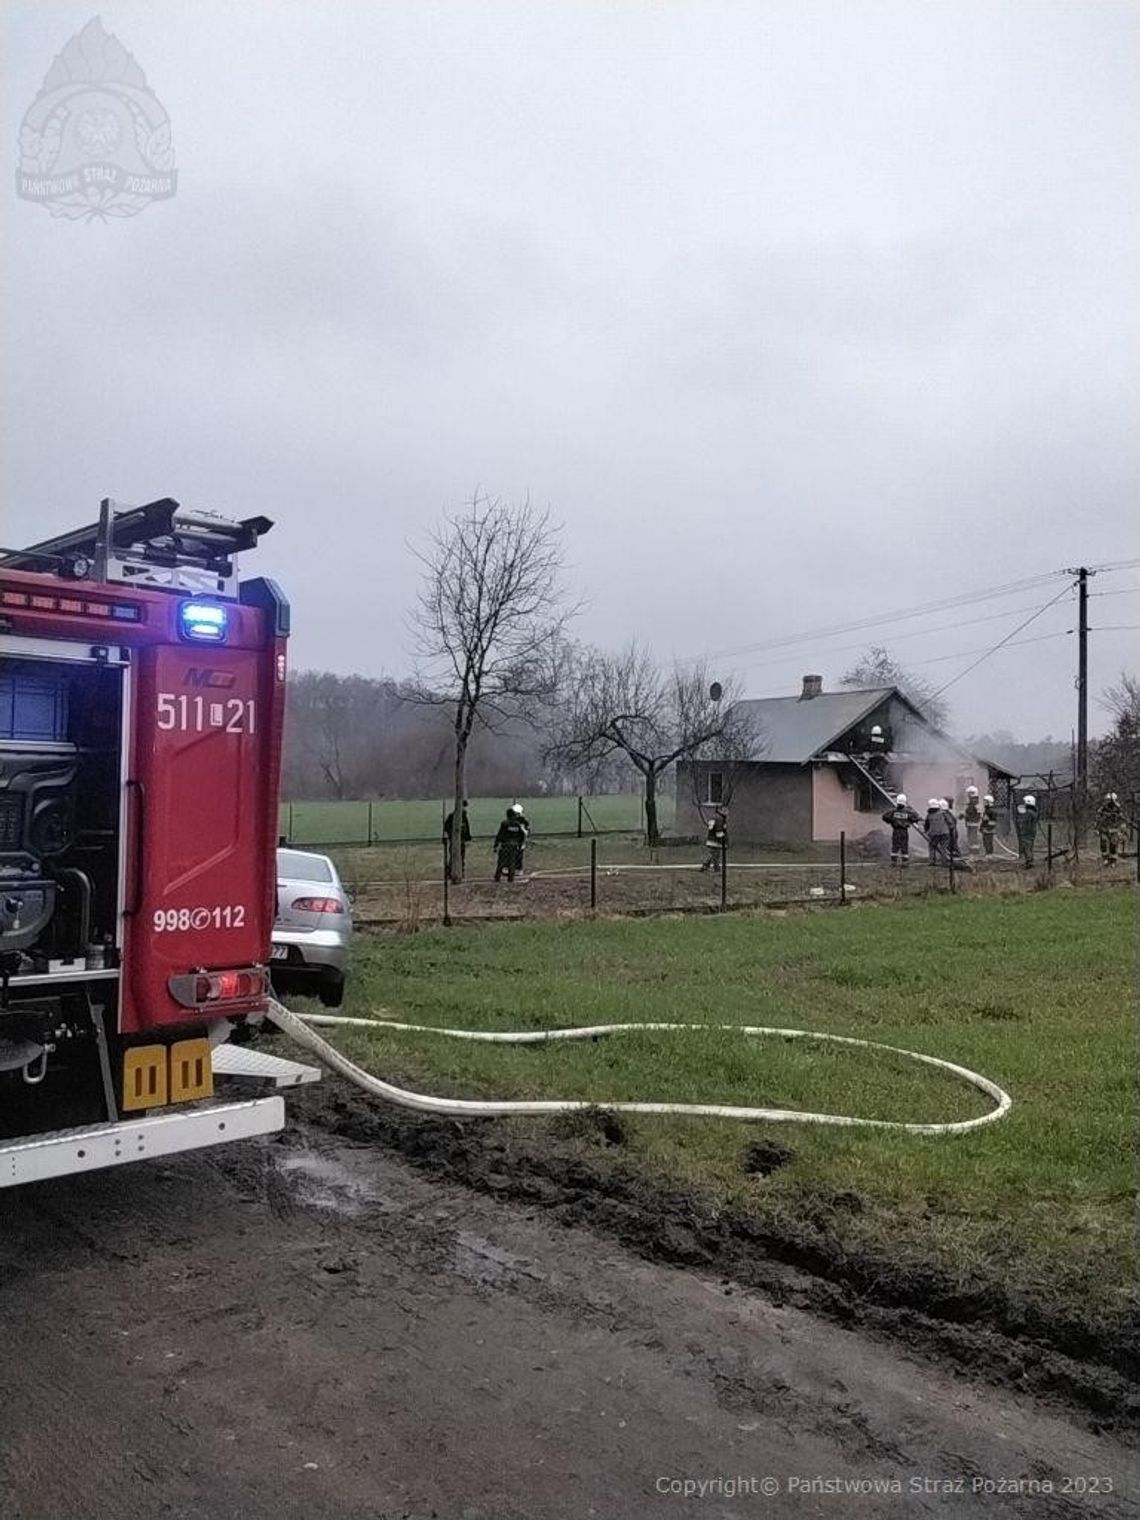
[705,770,724,805]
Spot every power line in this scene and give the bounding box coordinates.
[1090,587,1140,599]
[718,597,1073,681]
[910,628,1072,667]
[678,570,1069,667]
[1091,624,1140,633]
[928,583,1076,700]
[1088,559,1140,573]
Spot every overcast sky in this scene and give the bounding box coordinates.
[4,1,1137,738]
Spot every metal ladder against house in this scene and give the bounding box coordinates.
[841,753,932,853]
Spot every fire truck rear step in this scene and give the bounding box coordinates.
[212,1043,320,1087]
[0,1097,285,1187]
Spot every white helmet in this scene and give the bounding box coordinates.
[1107,791,1119,802]
[1024,794,1037,807]
[895,793,907,805]
[927,798,940,810]
[510,803,524,815]
[966,785,979,796]
[983,794,994,804]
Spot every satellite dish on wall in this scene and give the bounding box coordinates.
[709,681,723,702]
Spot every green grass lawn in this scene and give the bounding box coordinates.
[280,793,669,845]
[300,886,1137,1325]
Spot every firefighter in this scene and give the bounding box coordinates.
[493,805,528,882]
[980,794,998,856]
[943,797,973,871]
[924,798,948,863]
[699,807,728,871]
[881,793,919,866]
[510,802,531,871]
[442,800,471,878]
[1014,794,1039,868]
[1096,791,1126,866]
[866,724,889,785]
[963,786,982,854]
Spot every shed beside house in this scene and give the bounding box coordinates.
[676,675,1014,847]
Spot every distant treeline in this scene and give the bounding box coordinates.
[281,669,629,801]
[962,733,1074,782]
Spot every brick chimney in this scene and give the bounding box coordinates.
[799,674,823,701]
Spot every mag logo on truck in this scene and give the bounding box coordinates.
[16,16,176,221]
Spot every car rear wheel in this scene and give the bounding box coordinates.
[319,969,346,1008]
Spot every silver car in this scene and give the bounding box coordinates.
[270,848,352,1007]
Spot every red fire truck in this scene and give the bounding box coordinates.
[0,498,317,1188]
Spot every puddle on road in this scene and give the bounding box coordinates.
[278,1149,400,1218]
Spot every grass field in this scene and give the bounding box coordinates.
[280,793,668,844]
[289,886,1137,1329]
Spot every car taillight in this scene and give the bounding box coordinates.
[290,896,344,914]
[168,968,267,1008]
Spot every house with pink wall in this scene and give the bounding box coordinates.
[677,675,1014,846]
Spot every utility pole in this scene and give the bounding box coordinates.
[1077,566,1088,795]
[1066,566,1093,797]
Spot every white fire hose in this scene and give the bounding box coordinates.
[266,1000,1011,1136]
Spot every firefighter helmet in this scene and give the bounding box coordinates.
[966,785,979,796]
[1024,795,1037,808]
[510,803,524,815]
[984,794,994,804]
[927,798,940,809]
[896,793,907,805]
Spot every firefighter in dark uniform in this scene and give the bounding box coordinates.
[881,793,919,866]
[1014,794,1039,868]
[980,794,998,856]
[866,724,890,785]
[442,800,471,878]
[493,805,528,882]
[963,786,982,853]
[924,798,948,863]
[699,807,728,871]
[1096,792,1126,866]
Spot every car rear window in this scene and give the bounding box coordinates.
[277,849,333,882]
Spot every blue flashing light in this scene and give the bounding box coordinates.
[179,600,228,643]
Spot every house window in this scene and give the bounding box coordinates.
[854,781,876,812]
[705,770,724,805]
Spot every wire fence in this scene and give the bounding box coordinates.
[279,793,672,846]
[335,823,1138,929]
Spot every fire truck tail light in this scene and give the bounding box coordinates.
[168,967,266,1008]
[290,896,344,914]
[179,600,228,643]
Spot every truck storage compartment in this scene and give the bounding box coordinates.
[0,655,123,976]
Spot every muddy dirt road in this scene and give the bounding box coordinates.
[1,1121,1136,1520]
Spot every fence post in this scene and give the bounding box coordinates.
[367,800,374,845]
[1047,822,1053,876]
[287,801,294,842]
[590,837,597,910]
[839,830,847,906]
[442,840,451,927]
[948,836,956,894]
[577,796,583,839]
[720,838,728,911]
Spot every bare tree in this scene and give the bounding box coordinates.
[1092,671,1140,803]
[546,643,760,846]
[410,491,574,880]
[840,645,950,731]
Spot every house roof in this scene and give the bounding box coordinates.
[732,685,1014,777]
[735,687,898,764]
